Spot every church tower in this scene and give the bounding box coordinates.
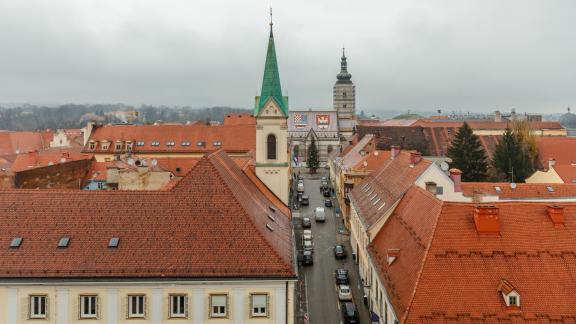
[333,49,356,139]
[254,14,290,205]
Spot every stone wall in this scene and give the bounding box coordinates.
[14,158,93,189]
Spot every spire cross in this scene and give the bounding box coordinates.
[270,7,273,27]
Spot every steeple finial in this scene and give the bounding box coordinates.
[342,47,346,58]
[269,7,273,37]
[337,47,352,82]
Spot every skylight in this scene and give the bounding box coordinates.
[370,194,378,201]
[10,237,22,248]
[494,186,502,193]
[108,237,120,248]
[267,214,276,222]
[363,185,371,192]
[373,198,381,205]
[266,224,274,232]
[547,186,555,192]
[268,205,277,213]
[58,237,70,248]
[196,141,206,147]
[213,141,222,146]
[378,202,386,211]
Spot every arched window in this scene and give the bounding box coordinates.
[267,134,277,160]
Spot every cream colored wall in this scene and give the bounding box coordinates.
[117,169,172,190]
[255,100,290,205]
[94,153,206,163]
[49,131,71,148]
[0,280,294,324]
[526,168,564,184]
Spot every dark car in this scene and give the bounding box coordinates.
[335,269,349,285]
[323,188,331,197]
[334,244,347,259]
[341,302,359,324]
[324,199,333,207]
[302,217,312,228]
[301,195,310,206]
[302,250,313,265]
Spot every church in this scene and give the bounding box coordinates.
[253,17,357,169]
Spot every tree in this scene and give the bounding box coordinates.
[492,128,533,182]
[447,122,488,182]
[307,137,320,173]
[512,120,538,171]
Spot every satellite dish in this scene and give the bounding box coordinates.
[127,158,134,165]
[440,161,449,171]
[151,159,158,167]
[510,182,517,189]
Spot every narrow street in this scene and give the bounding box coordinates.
[294,168,370,324]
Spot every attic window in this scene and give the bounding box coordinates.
[363,185,371,192]
[361,183,369,190]
[378,202,386,211]
[115,143,122,151]
[88,142,96,150]
[151,141,160,146]
[213,141,222,147]
[58,237,70,248]
[370,194,378,201]
[373,198,381,205]
[547,186,555,192]
[101,143,110,150]
[267,214,276,222]
[268,205,277,213]
[181,141,191,146]
[166,141,175,146]
[136,141,145,146]
[266,224,274,232]
[108,237,120,248]
[494,186,502,193]
[509,295,518,306]
[10,237,22,248]
[197,141,206,147]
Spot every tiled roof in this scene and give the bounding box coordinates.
[83,121,255,154]
[461,182,576,199]
[10,149,92,173]
[0,131,52,158]
[370,185,576,322]
[339,134,376,171]
[554,165,576,184]
[535,137,576,167]
[353,150,391,172]
[350,150,431,228]
[0,150,295,279]
[414,119,564,130]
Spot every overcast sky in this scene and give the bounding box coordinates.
[0,0,574,114]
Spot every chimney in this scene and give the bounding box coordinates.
[391,145,400,159]
[450,168,462,192]
[474,206,500,234]
[547,205,564,226]
[548,158,556,170]
[494,110,502,122]
[410,152,423,166]
[387,248,400,265]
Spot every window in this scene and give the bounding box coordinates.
[210,294,227,318]
[97,182,104,190]
[80,295,98,319]
[102,143,110,150]
[29,295,48,319]
[327,145,333,153]
[136,141,145,146]
[128,295,146,318]
[10,237,22,248]
[108,237,120,248]
[547,186,555,192]
[88,142,96,150]
[343,92,347,97]
[267,134,277,160]
[151,141,160,146]
[494,186,502,193]
[213,141,222,147]
[509,295,518,306]
[343,104,347,108]
[58,237,70,248]
[170,295,188,318]
[115,142,122,151]
[126,142,133,151]
[166,141,175,146]
[251,294,268,317]
[181,141,191,146]
[196,141,206,147]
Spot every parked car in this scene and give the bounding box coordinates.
[303,229,312,236]
[301,195,309,206]
[297,182,305,193]
[335,269,349,285]
[324,199,333,207]
[303,231,313,241]
[302,217,312,228]
[323,188,331,197]
[302,250,313,265]
[341,302,359,324]
[321,176,327,182]
[334,244,347,259]
[320,181,328,191]
[338,285,353,301]
[314,207,326,222]
[303,240,314,252]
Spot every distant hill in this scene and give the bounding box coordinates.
[0,104,251,131]
[392,113,424,120]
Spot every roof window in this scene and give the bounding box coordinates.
[136,141,145,146]
[494,186,502,193]
[181,141,191,146]
[213,141,222,147]
[363,185,371,192]
[267,214,276,222]
[58,237,70,248]
[166,141,175,146]
[378,202,386,211]
[268,205,277,213]
[373,198,381,205]
[108,237,120,248]
[547,186,555,192]
[196,141,206,147]
[370,193,378,201]
[361,183,369,190]
[10,237,22,248]
[266,224,274,232]
[151,141,160,146]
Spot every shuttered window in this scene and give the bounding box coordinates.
[251,294,268,317]
[210,294,227,318]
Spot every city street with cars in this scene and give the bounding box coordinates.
[293,169,370,324]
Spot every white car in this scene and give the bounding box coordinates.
[314,207,326,222]
[303,229,312,236]
[303,232,313,241]
[338,284,352,301]
[303,240,314,252]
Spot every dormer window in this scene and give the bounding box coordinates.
[166,141,175,146]
[126,142,133,151]
[181,141,191,146]
[509,295,518,306]
[136,141,145,146]
[498,279,520,307]
[213,141,222,147]
[151,141,160,146]
[101,142,110,151]
[88,141,96,150]
[115,142,122,151]
[197,141,206,147]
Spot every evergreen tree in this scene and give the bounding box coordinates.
[447,122,488,181]
[307,137,320,173]
[492,128,532,182]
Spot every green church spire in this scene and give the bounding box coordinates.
[255,10,288,116]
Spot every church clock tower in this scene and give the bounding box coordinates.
[254,14,290,205]
[334,48,356,139]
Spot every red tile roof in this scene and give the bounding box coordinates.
[535,137,576,167]
[0,150,295,279]
[461,182,576,199]
[84,121,255,154]
[339,134,376,171]
[414,119,564,130]
[352,150,391,172]
[10,149,92,173]
[0,131,53,158]
[554,164,576,184]
[370,185,576,322]
[350,150,431,228]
